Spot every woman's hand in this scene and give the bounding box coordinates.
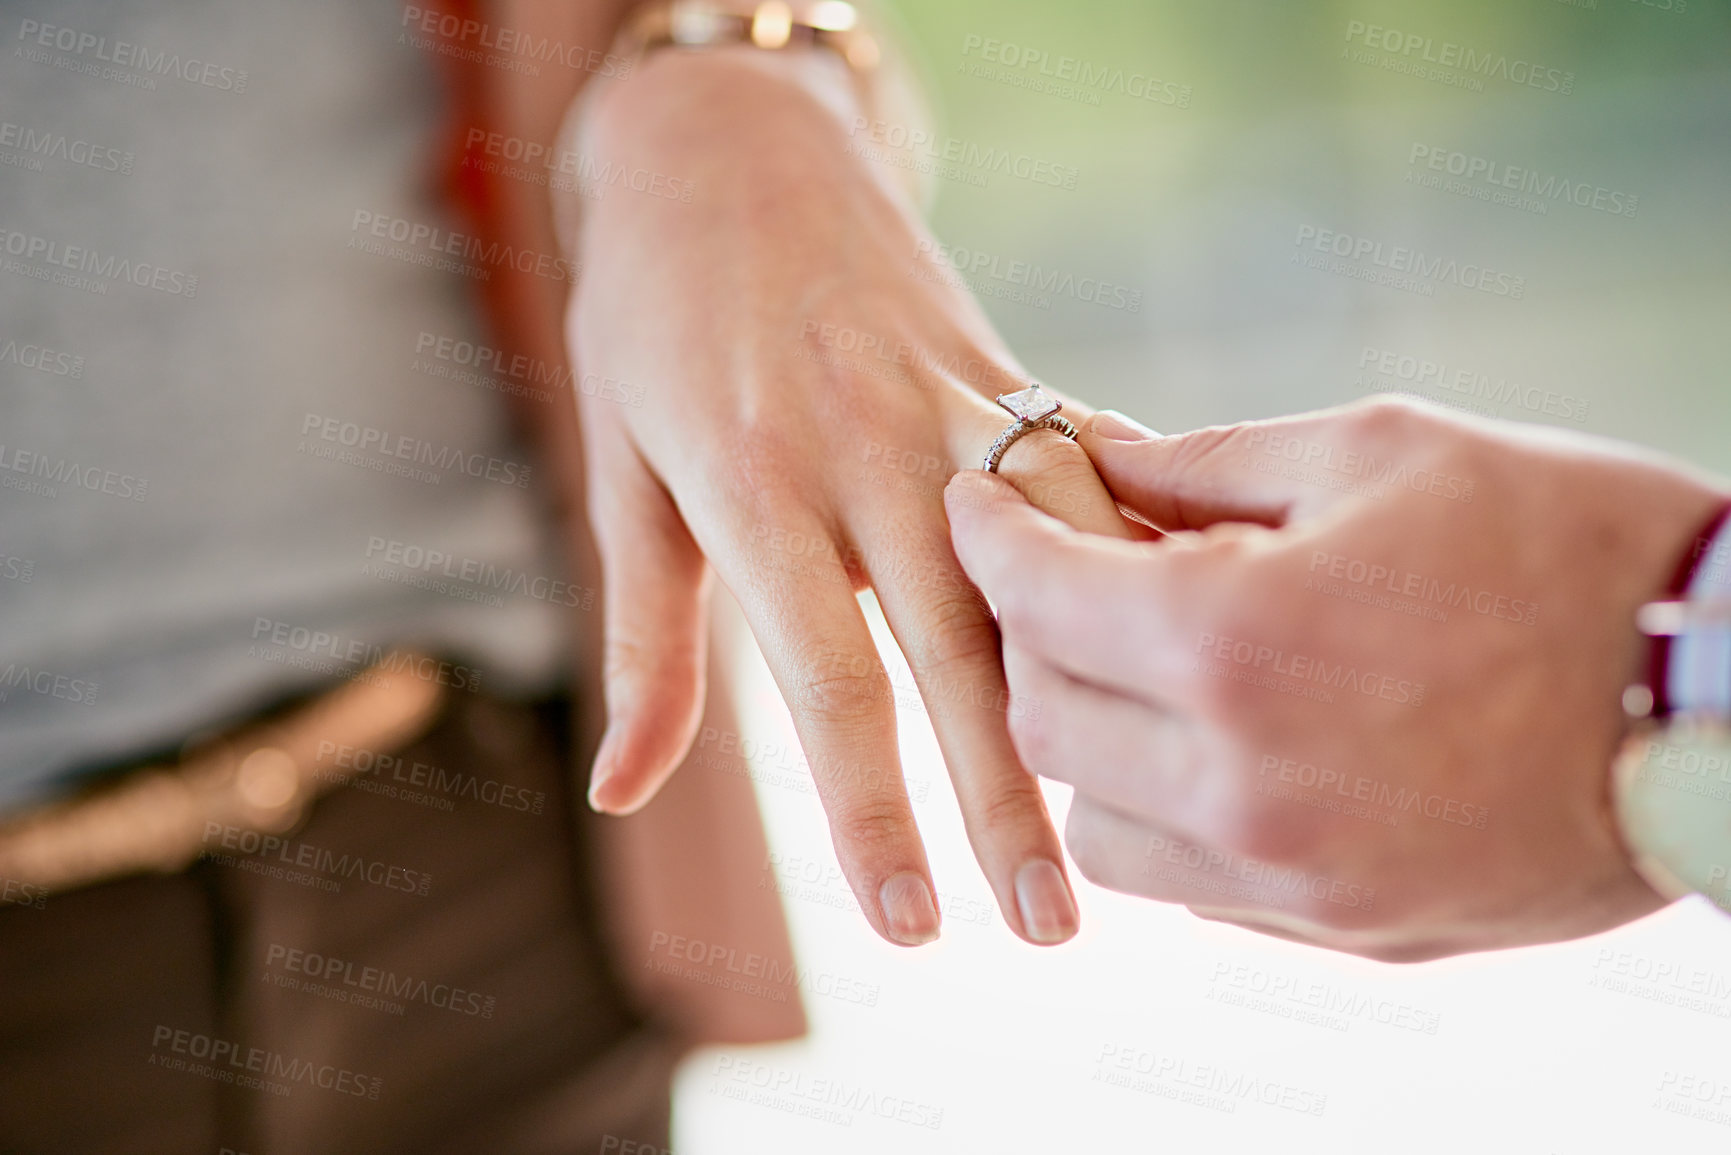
[948,400,1728,961]
[564,45,1129,946]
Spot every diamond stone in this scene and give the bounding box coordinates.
[996,384,1060,423]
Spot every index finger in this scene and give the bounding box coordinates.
[1075,399,1449,532]
[945,469,1237,703]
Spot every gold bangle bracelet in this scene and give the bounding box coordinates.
[622,1,882,74]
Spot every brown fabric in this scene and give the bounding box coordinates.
[0,691,679,1155]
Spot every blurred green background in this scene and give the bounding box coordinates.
[882,0,1730,473]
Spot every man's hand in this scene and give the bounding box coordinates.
[565,46,1129,947]
[947,398,1728,961]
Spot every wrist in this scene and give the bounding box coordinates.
[584,42,863,176]
[573,24,937,227]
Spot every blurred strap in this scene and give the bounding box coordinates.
[0,655,444,896]
[1613,501,1731,914]
[1638,500,1731,720]
[625,0,884,72]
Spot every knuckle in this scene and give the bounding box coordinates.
[829,799,913,857]
[602,636,650,679]
[907,591,999,677]
[973,779,1049,840]
[791,666,892,727]
[1006,703,1054,774]
[1187,668,1235,721]
[1064,826,1111,888]
[718,430,800,511]
[1179,421,1260,478]
[1185,627,1248,719]
[1345,394,1424,437]
[990,575,1052,650]
[1062,802,1116,885]
[1069,845,1110,890]
[1182,583,1271,719]
[1222,800,1317,864]
[603,636,697,689]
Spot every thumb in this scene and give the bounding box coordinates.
[1078,410,1342,532]
[943,467,1046,603]
[585,436,713,815]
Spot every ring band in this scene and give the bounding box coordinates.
[983,384,1077,473]
[983,415,1077,473]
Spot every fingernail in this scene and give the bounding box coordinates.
[586,723,621,812]
[1015,859,1078,944]
[878,872,941,946]
[1091,410,1159,442]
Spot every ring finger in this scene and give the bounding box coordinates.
[857,509,1078,945]
[951,395,1133,539]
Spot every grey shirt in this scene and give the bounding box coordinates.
[0,0,569,808]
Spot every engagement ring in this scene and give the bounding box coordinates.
[983,384,1078,473]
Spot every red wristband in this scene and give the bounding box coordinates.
[1647,501,1731,719]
